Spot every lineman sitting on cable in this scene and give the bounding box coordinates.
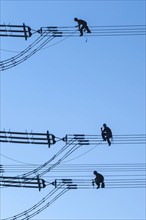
[101,123,113,146]
[93,171,105,189]
[74,17,91,36]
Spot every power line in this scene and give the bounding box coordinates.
[0,153,36,165]
[0,24,145,71]
[50,25,146,37]
[1,163,145,191]
[1,23,145,220]
[0,176,46,190]
[1,176,145,220]
[2,163,146,175]
[0,130,58,146]
[0,24,32,40]
[1,139,80,180]
[0,130,146,146]
[1,179,77,220]
[1,24,145,39]
[0,32,56,71]
[1,131,145,188]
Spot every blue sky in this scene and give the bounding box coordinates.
[0,1,145,220]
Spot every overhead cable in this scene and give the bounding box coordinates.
[0,130,146,146]
[0,25,145,71]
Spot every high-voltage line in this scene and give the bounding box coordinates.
[0,176,45,190]
[0,34,55,71]
[1,176,145,190]
[1,139,80,182]
[1,163,145,190]
[0,138,80,190]
[0,164,4,173]
[39,25,146,36]
[1,24,145,39]
[0,139,81,189]
[1,180,77,220]
[0,130,57,147]
[1,176,145,220]
[0,130,145,145]
[1,130,145,187]
[0,24,32,40]
[0,27,61,71]
[54,177,146,189]
[0,24,145,71]
[66,134,146,145]
[3,163,145,174]
[0,160,146,189]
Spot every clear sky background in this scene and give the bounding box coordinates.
[0,0,145,220]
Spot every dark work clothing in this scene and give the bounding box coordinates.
[101,126,112,146]
[102,127,112,138]
[94,173,104,189]
[75,19,91,36]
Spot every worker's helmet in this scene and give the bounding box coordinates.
[74,17,78,21]
[103,123,107,128]
[93,170,98,175]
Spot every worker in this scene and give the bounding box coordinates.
[74,17,91,36]
[101,123,113,146]
[93,171,105,189]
